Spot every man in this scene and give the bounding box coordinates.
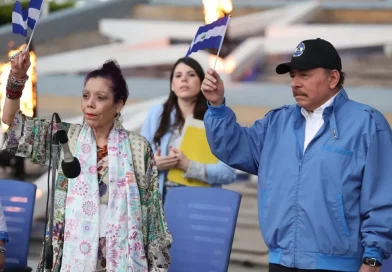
[0,201,8,272]
[201,38,392,272]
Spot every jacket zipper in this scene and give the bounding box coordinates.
[293,123,327,266]
[294,158,302,266]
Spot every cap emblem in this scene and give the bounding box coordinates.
[293,42,305,57]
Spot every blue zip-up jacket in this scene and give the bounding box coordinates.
[203,89,392,271]
[141,104,237,195]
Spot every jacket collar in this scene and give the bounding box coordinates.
[295,88,349,140]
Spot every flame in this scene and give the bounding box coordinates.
[203,0,234,74]
[224,57,236,73]
[0,45,37,132]
[209,55,226,73]
[202,0,233,25]
[208,55,236,74]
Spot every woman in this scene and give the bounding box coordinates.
[0,201,7,272]
[2,49,172,271]
[141,57,236,200]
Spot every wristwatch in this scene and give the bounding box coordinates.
[0,246,5,253]
[363,257,382,267]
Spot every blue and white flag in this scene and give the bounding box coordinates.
[27,0,43,29]
[12,0,44,37]
[186,16,230,58]
[12,1,28,36]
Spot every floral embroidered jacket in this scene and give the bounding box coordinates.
[1,111,173,271]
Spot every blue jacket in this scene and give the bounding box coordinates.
[141,104,237,195]
[204,89,392,271]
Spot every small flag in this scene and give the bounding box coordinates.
[12,0,43,37]
[27,0,43,29]
[186,16,230,59]
[12,1,28,36]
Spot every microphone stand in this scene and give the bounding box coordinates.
[45,131,60,272]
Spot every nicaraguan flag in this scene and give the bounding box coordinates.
[12,1,28,36]
[186,16,230,58]
[27,0,43,29]
[12,0,43,37]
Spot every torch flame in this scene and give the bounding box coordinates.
[202,0,233,25]
[208,55,236,74]
[203,0,236,75]
[0,45,37,132]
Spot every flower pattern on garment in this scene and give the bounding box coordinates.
[2,111,173,272]
[61,124,148,272]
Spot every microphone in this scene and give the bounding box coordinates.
[54,113,81,178]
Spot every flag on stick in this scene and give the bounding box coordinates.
[12,1,28,37]
[27,0,43,30]
[12,0,44,52]
[186,16,230,68]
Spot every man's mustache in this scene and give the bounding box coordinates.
[293,91,307,97]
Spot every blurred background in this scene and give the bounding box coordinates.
[0,0,391,271]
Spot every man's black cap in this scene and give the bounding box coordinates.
[276,38,342,74]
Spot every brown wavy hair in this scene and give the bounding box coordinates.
[153,57,207,147]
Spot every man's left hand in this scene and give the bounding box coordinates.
[359,264,381,272]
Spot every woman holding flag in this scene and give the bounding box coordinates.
[2,49,172,272]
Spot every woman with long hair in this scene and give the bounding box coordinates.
[141,57,236,200]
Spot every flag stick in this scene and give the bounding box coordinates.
[26,27,36,52]
[213,15,231,70]
[25,0,45,52]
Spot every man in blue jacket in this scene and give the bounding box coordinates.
[201,38,392,272]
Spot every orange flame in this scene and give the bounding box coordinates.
[202,0,233,25]
[0,45,37,132]
[203,0,235,74]
[208,55,236,74]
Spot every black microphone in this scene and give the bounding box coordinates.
[54,113,81,178]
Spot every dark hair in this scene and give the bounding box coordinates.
[153,57,207,147]
[325,69,346,89]
[85,59,129,104]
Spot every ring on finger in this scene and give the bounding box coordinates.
[9,51,21,61]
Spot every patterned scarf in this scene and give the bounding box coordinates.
[61,122,148,271]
